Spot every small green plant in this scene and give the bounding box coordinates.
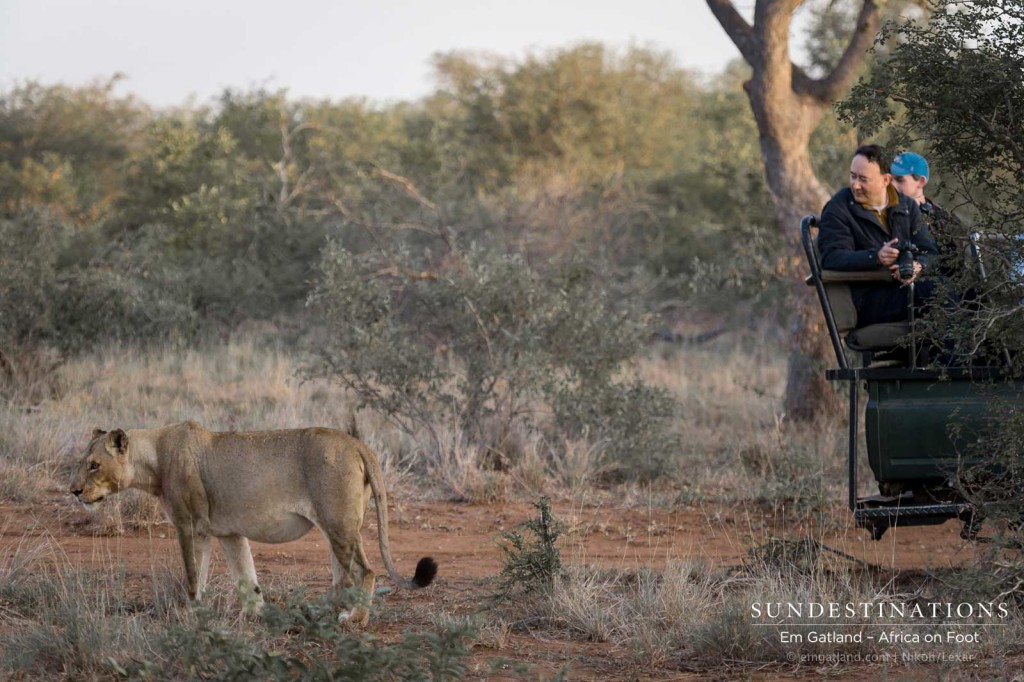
[111,590,477,681]
[495,497,565,602]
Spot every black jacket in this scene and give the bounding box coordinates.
[818,186,938,273]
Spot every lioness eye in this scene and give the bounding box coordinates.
[89,462,99,471]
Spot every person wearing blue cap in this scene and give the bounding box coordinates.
[890,151,929,205]
[818,145,941,327]
[892,151,959,274]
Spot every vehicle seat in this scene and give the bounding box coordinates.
[801,215,912,369]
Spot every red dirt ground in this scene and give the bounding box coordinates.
[1,492,1002,680]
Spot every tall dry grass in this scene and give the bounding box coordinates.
[0,328,848,511]
[502,550,1022,673]
[641,328,848,510]
[0,339,415,515]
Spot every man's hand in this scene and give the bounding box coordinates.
[878,238,900,267]
[888,260,922,284]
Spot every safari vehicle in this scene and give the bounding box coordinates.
[801,215,1022,541]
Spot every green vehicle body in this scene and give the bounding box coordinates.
[865,376,1022,483]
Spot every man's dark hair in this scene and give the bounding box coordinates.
[853,144,891,174]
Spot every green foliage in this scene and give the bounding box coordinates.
[495,497,565,602]
[308,239,682,479]
[114,593,476,681]
[0,208,194,364]
[432,44,695,183]
[51,263,196,351]
[550,378,680,481]
[0,77,146,222]
[0,210,63,348]
[0,43,823,357]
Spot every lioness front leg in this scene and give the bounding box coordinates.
[219,535,264,615]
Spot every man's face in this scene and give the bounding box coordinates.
[849,154,890,206]
[892,174,926,204]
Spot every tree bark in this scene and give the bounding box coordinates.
[706,0,880,420]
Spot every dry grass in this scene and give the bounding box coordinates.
[0,339,422,519]
[421,425,513,504]
[641,331,848,509]
[504,550,1014,673]
[0,329,846,511]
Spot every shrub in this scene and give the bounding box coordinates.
[307,242,681,481]
[51,264,196,352]
[550,377,679,481]
[0,210,62,348]
[0,210,65,401]
[495,497,565,602]
[0,208,195,371]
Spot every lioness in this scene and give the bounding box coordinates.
[70,421,436,624]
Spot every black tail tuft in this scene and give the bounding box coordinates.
[413,557,438,588]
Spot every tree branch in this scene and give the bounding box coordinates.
[754,0,804,97]
[800,1,881,102]
[369,164,441,215]
[275,120,317,208]
[706,0,761,68]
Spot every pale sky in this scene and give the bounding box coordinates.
[0,0,755,107]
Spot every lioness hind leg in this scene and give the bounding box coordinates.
[176,528,212,602]
[326,534,376,626]
[329,551,355,589]
[219,535,264,615]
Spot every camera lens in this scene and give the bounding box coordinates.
[897,246,915,279]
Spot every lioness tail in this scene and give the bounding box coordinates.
[413,557,438,588]
[356,440,439,590]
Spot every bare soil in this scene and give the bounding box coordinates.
[1,492,997,680]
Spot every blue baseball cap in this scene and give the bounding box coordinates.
[891,152,929,179]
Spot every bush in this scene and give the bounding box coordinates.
[0,210,66,401]
[52,265,196,352]
[307,242,682,481]
[494,497,565,603]
[0,208,195,371]
[0,210,63,348]
[551,378,679,481]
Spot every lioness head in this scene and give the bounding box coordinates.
[70,428,131,508]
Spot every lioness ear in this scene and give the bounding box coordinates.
[109,429,128,455]
[92,427,108,440]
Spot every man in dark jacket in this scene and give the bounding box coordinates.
[818,144,940,326]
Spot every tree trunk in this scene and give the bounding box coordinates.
[706,0,880,420]
[749,89,841,420]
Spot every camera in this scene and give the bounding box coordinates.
[895,241,918,280]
